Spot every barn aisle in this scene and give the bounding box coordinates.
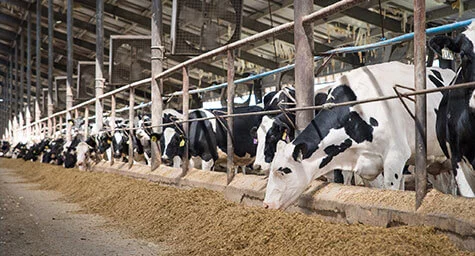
[0,167,164,256]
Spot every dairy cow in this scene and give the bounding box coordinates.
[429,22,475,197]
[161,106,263,171]
[264,61,456,209]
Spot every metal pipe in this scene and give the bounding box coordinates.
[95,0,104,134]
[226,50,235,184]
[128,88,134,168]
[66,0,74,142]
[14,39,18,116]
[47,0,53,137]
[151,0,164,171]
[294,0,314,135]
[110,95,115,166]
[84,107,89,138]
[20,32,24,115]
[35,0,41,125]
[8,54,12,122]
[182,66,190,176]
[26,11,31,138]
[414,0,427,210]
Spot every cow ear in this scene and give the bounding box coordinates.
[429,35,461,55]
[249,126,258,138]
[292,143,307,163]
[276,140,286,153]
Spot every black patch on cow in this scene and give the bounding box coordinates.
[429,74,445,89]
[292,84,375,163]
[319,139,353,168]
[333,169,344,184]
[394,173,399,180]
[369,117,378,127]
[431,70,443,81]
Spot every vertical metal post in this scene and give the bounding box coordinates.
[414,0,427,209]
[110,95,116,166]
[226,50,235,184]
[52,115,57,135]
[26,11,32,138]
[8,54,12,122]
[95,0,104,134]
[294,0,314,135]
[20,33,24,118]
[151,0,164,171]
[66,0,74,142]
[128,88,135,168]
[14,40,18,117]
[84,107,89,138]
[59,115,63,135]
[47,0,54,137]
[35,0,42,130]
[182,66,189,176]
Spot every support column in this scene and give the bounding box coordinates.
[414,0,427,209]
[66,0,74,142]
[14,39,18,119]
[182,66,189,176]
[110,95,116,166]
[95,0,104,134]
[26,11,32,139]
[294,0,314,135]
[128,88,134,168]
[8,54,12,123]
[47,0,54,137]
[150,0,164,171]
[226,50,235,184]
[35,0,42,134]
[20,32,24,118]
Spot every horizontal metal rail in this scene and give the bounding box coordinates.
[14,14,474,131]
[92,80,475,135]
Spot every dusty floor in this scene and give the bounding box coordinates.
[0,159,473,256]
[0,167,168,256]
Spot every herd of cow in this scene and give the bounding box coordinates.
[1,24,474,210]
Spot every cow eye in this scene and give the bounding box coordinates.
[277,167,292,175]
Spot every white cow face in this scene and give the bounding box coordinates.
[76,142,91,170]
[253,115,274,172]
[263,141,311,210]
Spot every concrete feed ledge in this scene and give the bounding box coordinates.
[92,161,475,251]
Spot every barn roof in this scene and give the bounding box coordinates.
[0,0,473,113]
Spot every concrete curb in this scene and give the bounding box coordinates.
[91,161,475,251]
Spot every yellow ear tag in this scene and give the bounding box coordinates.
[282,131,287,140]
[151,136,157,142]
[45,146,49,149]
[179,139,185,147]
[107,140,111,144]
[69,121,73,125]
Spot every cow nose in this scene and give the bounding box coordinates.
[253,164,261,170]
[263,202,270,209]
[162,154,168,160]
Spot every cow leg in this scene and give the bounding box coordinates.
[455,160,475,197]
[342,170,353,185]
[241,166,246,175]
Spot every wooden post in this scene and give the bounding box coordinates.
[226,50,235,184]
[59,115,63,135]
[47,0,54,137]
[95,0,104,134]
[150,0,164,171]
[182,66,190,176]
[294,0,314,135]
[66,0,74,142]
[414,0,427,209]
[110,95,116,166]
[128,88,135,168]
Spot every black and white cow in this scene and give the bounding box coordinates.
[42,138,65,164]
[161,106,263,171]
[264,61,456,209]
[263,86,296,111]
[429,22,475,197]
[23,139,50,162]
[0,141,10,157]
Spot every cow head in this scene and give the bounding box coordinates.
[97,133,112,153]
[112,131,129,159]
[430,23,475,109]
[263,141,311,210]
[253,114,294,173]
[76,142,92,170]
[160,127,186,165]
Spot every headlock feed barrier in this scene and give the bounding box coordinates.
[5,0,475,208]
